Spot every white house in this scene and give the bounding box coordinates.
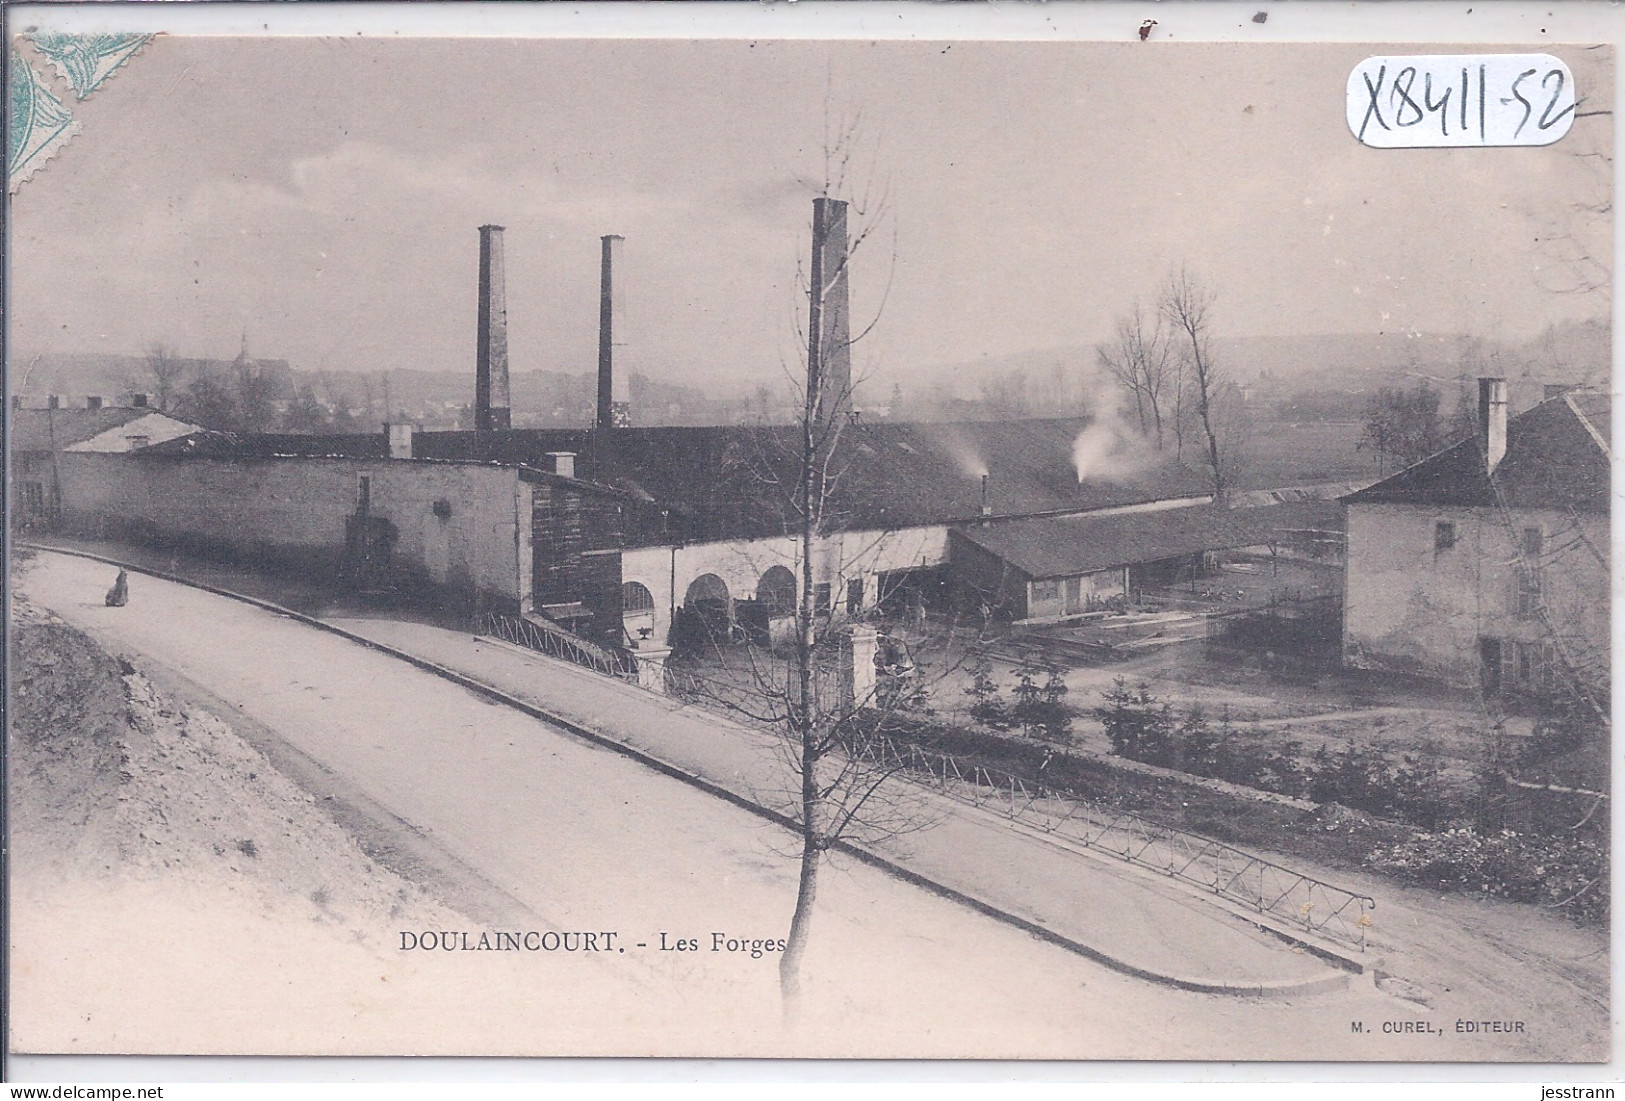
[1341,380,1609,701]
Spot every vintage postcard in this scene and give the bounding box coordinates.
[5,4,1615,1070]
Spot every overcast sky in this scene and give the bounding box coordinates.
[9,36,1612,395]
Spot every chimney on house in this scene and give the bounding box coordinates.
[546,451,576,479]
[386,422,414,460]
[1477,377,1509,474]
[475,224,511,431]
[597,234,633,429]
[979,473,993,524]
[809,197,852,427]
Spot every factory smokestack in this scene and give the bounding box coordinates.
[475,224,511,431]
[809,197,852,427]
[597,234,632,429]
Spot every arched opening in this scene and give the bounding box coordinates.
[753,565,799,648]
[677,573,734,650]
[684,573,730,605]
[756,566,797,615]
[622,581,656,644]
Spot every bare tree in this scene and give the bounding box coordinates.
[1534,49,1611,300]
[666,117,961,1021]
[1097,302,1175,450]
[779,121,902,1015]
[1160,268,1226,497]
[977,368,1030,419]
[137,343,188,413]
[1358,382,1446,474]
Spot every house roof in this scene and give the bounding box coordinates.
[131,431,639,503]
[950,500,1342,580]
[12,407,150,451]
[411,418,1214,541]
[1342,392,1610,513]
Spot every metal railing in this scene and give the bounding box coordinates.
[861,740,1376,950]
[474,611,636,681]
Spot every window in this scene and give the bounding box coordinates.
[846,577,864,614]
[815,582,832,613]
[1484,636,1556,697]
[1434,521,1456,552]
[1513,565,1542,618]
[1521,526,1544,559]
[622,582,657,643]
[621,581,655,612]
[125,435,150,452]
[1513,527,1543,618]
[1032,580,1061,606]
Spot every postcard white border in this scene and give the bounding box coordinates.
[5,0,1622,1089]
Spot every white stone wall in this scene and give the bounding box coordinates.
[1343,501,1608,686]
[57,453,532,607]
[621,524,949,645]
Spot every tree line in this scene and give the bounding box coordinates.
[136,344,390,435]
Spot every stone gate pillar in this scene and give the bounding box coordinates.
[840,625,878,710]
[631,641,673,695]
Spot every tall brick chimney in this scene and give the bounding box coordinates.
[597,234,632,429]
[475,224,511,431]
[809,197,852,427]
[1477,377,1508,474]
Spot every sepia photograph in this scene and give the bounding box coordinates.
[4,6,1614,1068]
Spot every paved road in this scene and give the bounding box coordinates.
[330,617,1348,991]
[18,549,1499,1059]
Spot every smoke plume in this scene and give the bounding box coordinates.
[1072,390,1156,484]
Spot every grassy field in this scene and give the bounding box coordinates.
[1229,419,1376,489]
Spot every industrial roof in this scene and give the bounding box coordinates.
[412,418,1215,541]
[1341,392,1610,513]
[126,417,1215,541]
[141,430,388,459]
[950,500,1342,580]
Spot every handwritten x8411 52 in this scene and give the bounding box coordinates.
[1347,54,1576,148]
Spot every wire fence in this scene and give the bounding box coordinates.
[476,619,1375,950]
[860,740,1376,950]
[474,612,636,681]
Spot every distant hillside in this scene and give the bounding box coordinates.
[897,318,1610,423]
[18,316,1606,429]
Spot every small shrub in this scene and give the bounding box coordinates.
[1009,657,1071,741]
[1096,678,1175,767]
[1305,741,1396,815]
[1367,827,1609,925]
[1037,668,1072,741]
[964,652,1011,731]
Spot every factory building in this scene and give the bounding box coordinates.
[41,212,1353,675]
